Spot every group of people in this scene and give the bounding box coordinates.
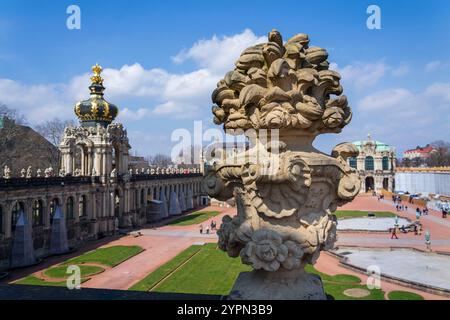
[199,220,217,235]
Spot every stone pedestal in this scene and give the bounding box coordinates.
[203,29,361,300]
[229,268,326,300]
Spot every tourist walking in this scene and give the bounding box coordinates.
[199,224,203,234]
[425,230,431,251]
[390,226,398,239]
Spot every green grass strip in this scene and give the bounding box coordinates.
[62,245,143,267]
[305,264,361,284]
[14,276,89,287]
[43,265,104,279]
[388,290,424,300]
[335,210,395,219]
[129,245,203,291]
[167,211,221,226]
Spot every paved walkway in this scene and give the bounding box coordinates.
[81,206,231,290]
[315,252,447,300]
[6,199,449,299]
[337,196,450,253]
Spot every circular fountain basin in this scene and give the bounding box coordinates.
[336,248,450,292]
[337,217,409,231]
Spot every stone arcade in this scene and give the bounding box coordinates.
[203,30,361,299]
[0,65,205,269]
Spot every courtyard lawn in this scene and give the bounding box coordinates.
[14,276,89,287]
[388,290,424,300]
[129,245,203,291]
[167,211,221,226]
[335,210,395,219]
[14,276,67,287]
[62,245,143,267]
[305,264,361,284]
[43,265,104,279]
[131,244,397,299]
[13,245,143,288]
[151,243,251,295]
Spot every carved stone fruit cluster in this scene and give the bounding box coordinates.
[211,30,352,134]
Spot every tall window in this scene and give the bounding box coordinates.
[50,198,59,224]
[365,156,374,171]
[11,202,24,232]
[141,189,145,205]
[32,200,44,227]
[79,195,87,218]
[382,156,389,170]
[349,157,357,169]
[66,197,74,220]
[135,190,139,209]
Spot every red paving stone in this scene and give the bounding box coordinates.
[315,252,447,300]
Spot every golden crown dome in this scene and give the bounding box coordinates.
[74,64,119,127]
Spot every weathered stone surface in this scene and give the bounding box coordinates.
[203,29,361,300]
[229,268,326,300]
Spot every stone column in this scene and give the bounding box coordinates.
[4,201,12,239]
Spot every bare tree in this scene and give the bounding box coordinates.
[0,103,27,125]
[175,144,203,166]
[426,147,450,167]
[146,153,173,167]
[34,118,74,168]
[35,118,75,146]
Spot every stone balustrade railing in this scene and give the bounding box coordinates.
[0,165,202,190]
[2,165,201,180]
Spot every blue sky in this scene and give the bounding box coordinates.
[0,0,449,158]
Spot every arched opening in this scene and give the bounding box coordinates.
[365,156,374,171]
[32,200,44,227]
[140,189,145,206]
[383,178,389,190]
[365,176,375,193]
[66,196,75,220]
[78,195,88,218]
[134,190,139,210]
[49,198,60,224]
[11,201,25,232]
[349,157,357,169]
[382,156,389,170]
[114,189,121,217]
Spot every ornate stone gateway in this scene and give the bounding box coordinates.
[203,30,361,299]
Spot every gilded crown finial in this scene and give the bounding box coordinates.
[90,63,103,85]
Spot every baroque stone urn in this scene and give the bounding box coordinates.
[202,30,361,300]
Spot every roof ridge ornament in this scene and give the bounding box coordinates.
[90,63,104,85]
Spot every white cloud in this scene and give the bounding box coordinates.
[172,29,266,73]
[353,83,450,154]
[358,88,413,111]
[0,29,265,124]
[332,61,387,88]
[423,82,450,101]
[425,60,450,72]
[391,64,409,77]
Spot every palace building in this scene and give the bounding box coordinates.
[348,134,396,193]
[0,65,205,269]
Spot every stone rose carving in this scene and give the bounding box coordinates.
[241,229,288,272]
[203,30,361,300]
